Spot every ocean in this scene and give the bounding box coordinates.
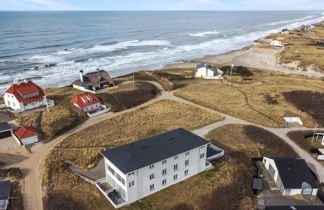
[0,11,323,93]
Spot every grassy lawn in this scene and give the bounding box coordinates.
[42,99,223,210]
[264,21,324,72]
[14,82,159,142]
[287,130,324,166]
[175,69,324,128]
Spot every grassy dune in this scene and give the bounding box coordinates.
[15,82,159,142]
[265,21,324,72]
[175,70,324,128]
[42,100,223,210]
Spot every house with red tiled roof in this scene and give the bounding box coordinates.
[3,81,54,113]
[71,94,101,113]
[271,39,288,47]
[13,127,39,145]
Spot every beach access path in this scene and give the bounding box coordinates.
[2,80,324,210]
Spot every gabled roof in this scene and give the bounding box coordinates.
[101,128,210,174]
[0,181,10,200]
[265,206,324,210]
[14,127,38,139]
[5,81,45,103]
[71,94,100,108]
[73,70,114,89]
[267,157,318,189]
[0,122,11,132]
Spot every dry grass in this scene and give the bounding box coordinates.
[265,21,324,72]
[0,97,4,104]
[175,69,324,128]
[42,100,222,210]
[15,82,159,141]
[287,130,324,166]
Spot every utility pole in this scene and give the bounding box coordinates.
[133,70,135,88]
[229,64,233,86]
[312,127,317,143]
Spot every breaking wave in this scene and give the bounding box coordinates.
[190,30,220,37]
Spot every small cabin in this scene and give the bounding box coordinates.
[195,63,223,79]
[13,127,39,145]
[73,70,114,93]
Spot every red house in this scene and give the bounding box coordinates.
[4,81,54,113]
[71,94,101,113]
[13,127,39,145]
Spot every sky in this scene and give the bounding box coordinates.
[1,0,324,11]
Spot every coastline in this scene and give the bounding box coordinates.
[162,42,324,78]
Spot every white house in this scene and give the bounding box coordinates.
[195,63,223,79]
[13,127,39,145]
[72,70,114,93]
[283,113,303,127]
[271,39,288,47]
[97,128,224,208]
[3,81,54,113]
[263,157,318,196]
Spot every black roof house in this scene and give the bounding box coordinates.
[0,181,10,210]
[101,128,210,174]
[268,157,318,189]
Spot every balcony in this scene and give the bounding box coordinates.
[95,178,127,209]
[207,144,224,161]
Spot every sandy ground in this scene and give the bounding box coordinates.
[163,45,324,78]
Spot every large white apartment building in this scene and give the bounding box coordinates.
[97,128,224,208]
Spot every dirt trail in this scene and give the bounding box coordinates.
[5,80,324,210]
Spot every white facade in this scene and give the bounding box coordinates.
[13,134,38,145]
[271,40,286,47]
[317,149,324,161]
[4,92,52,113]
[195,64,223,79]
[103,144,209,208]
[283,116,303,126]
[263,157,318,196]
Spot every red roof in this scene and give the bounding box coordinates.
[71,94,100,108]
[5,81,45,103]
[14,127,38,139]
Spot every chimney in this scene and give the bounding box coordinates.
[80,70,84,82]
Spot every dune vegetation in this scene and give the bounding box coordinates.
[42,99,222,210]
[175,69,324,128]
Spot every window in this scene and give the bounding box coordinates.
[162,179,167,186]
[174,164,178,171]
[149,164,154,169]
[201,145,205,149]
[185,151,190,156]
[150,184,154,191]
[129,181,135,188]
[128,172,134,176]
[185,160,189,167]
[184,170,189,176]
[200,153,205,159]
[174,155,178,160]
[12,102,15,107]
[149,174,154,180]
[162,160,167,164]
[162,169,167,176]
[173,174,178,181]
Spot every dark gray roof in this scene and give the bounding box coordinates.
[265,206,324,210]
[252,178,263,190]
[0,122,11,132]
[73,70,114,89]
[0,181,10,200]
[101,128,210,174]
[268,157,318,189]
[196,63,207,69]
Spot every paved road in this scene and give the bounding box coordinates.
[3,80,324,210]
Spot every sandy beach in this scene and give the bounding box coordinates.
[163,44,324,78]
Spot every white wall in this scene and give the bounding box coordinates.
[124,144,208,204]
[21,135,38,145]
[4,93,48,113]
